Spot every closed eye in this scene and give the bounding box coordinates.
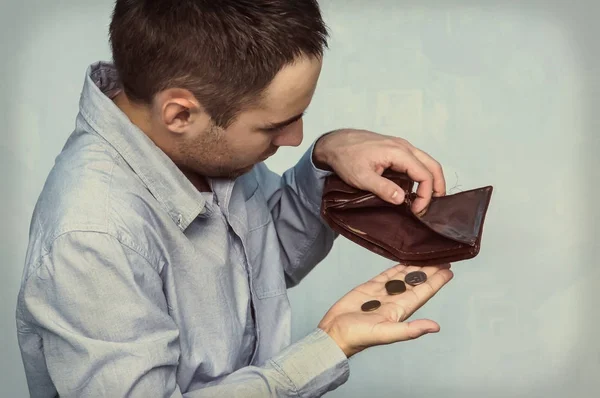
[264,125,286,133]
[258,111,305,133]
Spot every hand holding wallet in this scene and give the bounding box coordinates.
[320,170,493,266]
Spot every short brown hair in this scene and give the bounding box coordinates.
[109,0,329,128]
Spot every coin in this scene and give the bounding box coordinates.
[385,280,406,295]
[361,300,381,312]
[405,271,427,286]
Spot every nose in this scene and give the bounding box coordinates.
[273,122,303,147]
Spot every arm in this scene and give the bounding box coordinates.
[255,137,338,288]
[20,231,348,397]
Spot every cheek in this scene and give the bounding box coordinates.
[228,133,272,157]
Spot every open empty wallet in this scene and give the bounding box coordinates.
[320,170,493,266]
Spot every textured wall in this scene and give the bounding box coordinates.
[1,1,598,396]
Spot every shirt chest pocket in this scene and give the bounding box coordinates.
[243,186,287,300]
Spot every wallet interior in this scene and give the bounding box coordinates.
[321,171,493,265]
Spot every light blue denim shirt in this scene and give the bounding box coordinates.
[16,61,349,397]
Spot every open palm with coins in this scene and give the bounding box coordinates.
[318,263,453,358]
[312,128,453,358]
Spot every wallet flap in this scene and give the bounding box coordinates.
[412,185,493,246]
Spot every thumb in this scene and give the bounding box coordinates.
[375,319,440,344]
[358,172,406,205]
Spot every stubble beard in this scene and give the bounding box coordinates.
[177,123,251,179]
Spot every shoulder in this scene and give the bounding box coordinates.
[24,130,166,279]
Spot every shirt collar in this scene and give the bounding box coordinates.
[78,61,208,230]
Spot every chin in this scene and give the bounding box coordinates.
[211,159,264,179]
[221,164,255,179]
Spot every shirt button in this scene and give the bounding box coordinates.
[177,214,183,227]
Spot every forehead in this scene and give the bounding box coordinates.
[258,55,323,117]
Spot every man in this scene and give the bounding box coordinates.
[16,1,453,397]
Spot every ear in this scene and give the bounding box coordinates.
[157,89,205,135]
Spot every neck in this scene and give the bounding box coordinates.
[180,167,213,192]
[112,91,154,135]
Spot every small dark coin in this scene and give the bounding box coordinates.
[405,271,427,286]
[385,280,407,295]
[361,300,381,312]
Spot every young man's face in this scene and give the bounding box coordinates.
[165,55,323,179]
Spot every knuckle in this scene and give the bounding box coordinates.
[383,139,398,149]
[410,289,421,302]
[395,137,410,146]
[422,282,436,296]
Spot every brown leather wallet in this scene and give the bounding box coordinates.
[320,170,493,266]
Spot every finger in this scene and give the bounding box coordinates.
[374,319,440,344]
[386,151,434,214]
[388,264,422,279]
[414,268,454,296]
[378,265,452,300]
[388,263,450,282]
[371,263,450,288]
[391,269,454,320]
[355,171,407,205]
[412,148,446,198]
[374,263,409,282]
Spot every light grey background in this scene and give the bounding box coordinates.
[1,0,599,397]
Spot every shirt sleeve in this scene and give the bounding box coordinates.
[254,137,339,288]
[20,231,349,398]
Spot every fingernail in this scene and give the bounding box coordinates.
[391,191,403,204]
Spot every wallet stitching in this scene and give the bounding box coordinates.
[324,193,375,206]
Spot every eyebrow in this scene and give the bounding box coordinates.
[257,112,305,132]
